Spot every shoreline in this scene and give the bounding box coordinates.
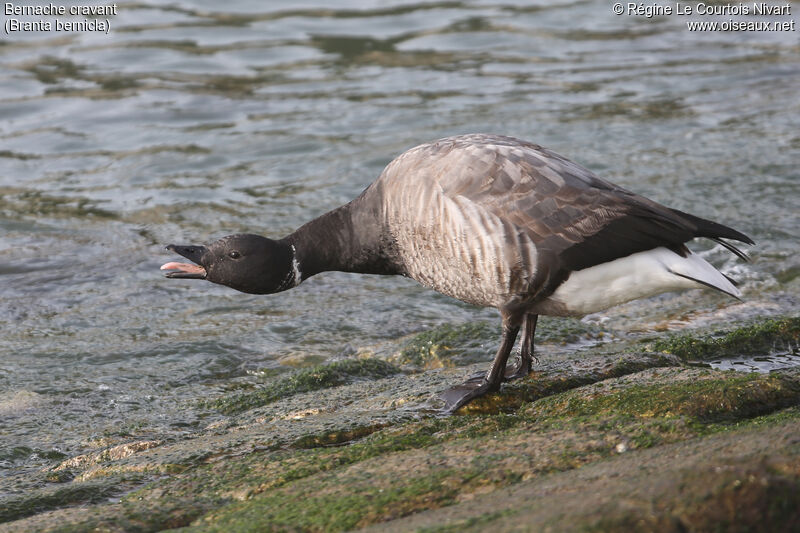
[2,316,799,531]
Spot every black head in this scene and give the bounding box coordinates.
[161,234,296,294]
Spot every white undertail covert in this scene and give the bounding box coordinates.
[541,247,740,316]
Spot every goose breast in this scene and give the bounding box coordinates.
[371,134,600,308]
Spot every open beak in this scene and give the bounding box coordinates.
[161,244,208,279]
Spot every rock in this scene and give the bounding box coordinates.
[2,316,798,532]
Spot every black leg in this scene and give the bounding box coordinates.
[505,314,538,381]
[441,321,520,414]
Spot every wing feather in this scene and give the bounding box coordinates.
[408,134,750,294]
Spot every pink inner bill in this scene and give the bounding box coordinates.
[160,262,206,276]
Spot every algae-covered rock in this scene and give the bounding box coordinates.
[204,358,402,414]
[367,420,800,533]
[0,476,131,524]
[392,321,497,368]
[130,370,800,533]
[3,319,800,533]
[457,351,680,415]
[523,369,800,424]
[651,316,800,361]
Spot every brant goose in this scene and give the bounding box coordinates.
[161,134,753,413]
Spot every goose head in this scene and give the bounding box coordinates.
[161,234,296,294]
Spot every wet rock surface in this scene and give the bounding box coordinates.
[2,317,799,532]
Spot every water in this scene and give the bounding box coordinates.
[709,352,800,373]
[1,0,798,488]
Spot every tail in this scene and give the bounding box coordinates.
[670,209,755,261]
[666,250,742,299]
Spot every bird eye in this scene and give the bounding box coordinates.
[228,251,241,259]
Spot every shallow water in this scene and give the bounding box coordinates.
[708,352,800,373]
[1,0,798,488]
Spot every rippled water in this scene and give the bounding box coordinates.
[1,0,798,487]
[709,352,800,373]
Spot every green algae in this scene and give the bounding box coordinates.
[0,190,118,220]
[393,322,497,368]
[203,358,401,414]
[173,417,472,498]
[290,422,391,449]
[651,316,800,361]
[102,419,457,527]
[701,404,800,435]
[533,316,606,344]
[101,416,524,530]
[458,352,679,415]
[0,478,129,524]
[523,372,800,424]
[193,470,472,533]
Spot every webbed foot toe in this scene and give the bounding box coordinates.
[440,379,499,414]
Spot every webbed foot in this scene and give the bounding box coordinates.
[440,379,500,414]
[439,316,524,415]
